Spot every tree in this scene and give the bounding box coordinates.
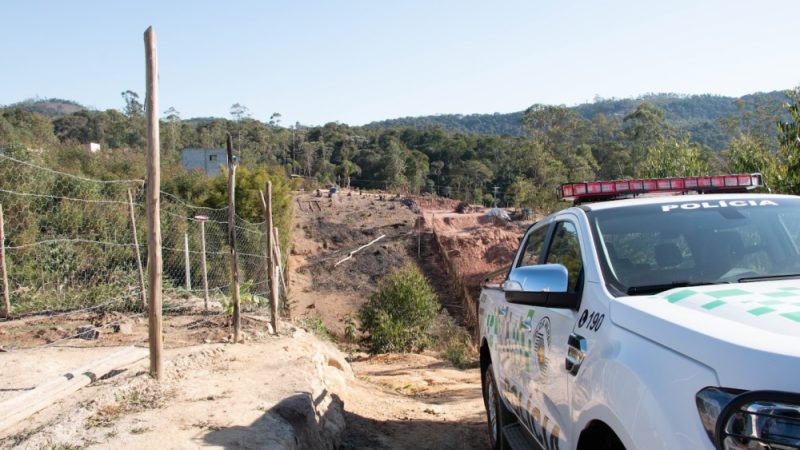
[429,160,445,194]
[121,91,143,118]
[450,160,492,202]
[338,160,361,188]
[638,138,710,178]
[776,88,800,194]
[590,113,629,179]
[622,102,672,175]
[269,112,282,127]
[522,104,597,181]
[163,107,182,154]
[230,103,250,122]
[724,135,777,190]
[404,150,429,194]
[230,103,250,154]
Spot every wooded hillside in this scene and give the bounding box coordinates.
[2,88,799,216]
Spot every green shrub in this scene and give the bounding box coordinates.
[359,265,440,353]
[300,313,331,339]
[443,335,472,368]
[429,311,476,368]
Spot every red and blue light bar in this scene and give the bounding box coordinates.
[560,174,762,202]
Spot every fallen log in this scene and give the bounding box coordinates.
[0,346,148,434]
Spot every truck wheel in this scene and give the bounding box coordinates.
[483,363,515,450]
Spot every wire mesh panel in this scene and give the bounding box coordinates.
[0,153,144,314]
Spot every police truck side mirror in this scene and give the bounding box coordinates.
[503,264,578,308]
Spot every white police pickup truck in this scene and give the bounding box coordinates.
[479,174,800,450]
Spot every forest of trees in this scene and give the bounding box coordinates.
[1,87,799,217]
[366,91,789,150]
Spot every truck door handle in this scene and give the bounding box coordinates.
[498,306,509,316]
[565,333,587,376]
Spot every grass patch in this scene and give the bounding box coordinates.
[299,313,332,339]
[86,384,172,428]
[430,312,476,369]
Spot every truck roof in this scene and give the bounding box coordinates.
[576,192,797,212]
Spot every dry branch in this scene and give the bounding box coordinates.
[334,234,386,267]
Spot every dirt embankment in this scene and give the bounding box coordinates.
[289,191,490,449]
[0,322,352,450]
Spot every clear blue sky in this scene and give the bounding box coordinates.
[2,0,798,126]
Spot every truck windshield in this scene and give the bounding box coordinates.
[588,197,800,296]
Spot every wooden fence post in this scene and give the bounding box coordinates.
[144,26,163,380]
[259,182,278,334]
[0,204,10,319]
[127,190,147,306]
[417,216,421,258]
[226,134,242,343]
[184,232,191,290]
[195,216,209,312]
[273,227,286,292]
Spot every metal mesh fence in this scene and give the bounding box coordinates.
[0,153,272,318]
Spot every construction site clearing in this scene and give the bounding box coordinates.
[0,189,535,449]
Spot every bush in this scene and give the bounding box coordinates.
[359,265,440,353]
[430,311,475,368]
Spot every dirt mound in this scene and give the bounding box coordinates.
[424,212,522,285]
[298,218,413,293]
[2,329,352,450]
[410,195,460,211]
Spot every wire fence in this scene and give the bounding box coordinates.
[0,153,275,319]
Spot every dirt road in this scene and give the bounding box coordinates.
[289,190,489,449]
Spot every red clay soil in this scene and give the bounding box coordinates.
[418,208,525,287]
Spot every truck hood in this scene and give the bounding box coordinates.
[610,280,800,389]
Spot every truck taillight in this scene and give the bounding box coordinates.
[560,173,763,203]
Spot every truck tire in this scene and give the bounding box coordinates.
[483,363,515,450]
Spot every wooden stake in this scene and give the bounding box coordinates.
[260,182,278,334]
[144,26,163,380]
[0,204,10,319]
[417,216,421,258]
[127,190,147,306]
[273,227,287,297]
[272,226,282,316]
[184,232,191,290]
[264,227,288,301]
[226,134,242,343]
[198,218,209,312]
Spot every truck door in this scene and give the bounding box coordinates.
[518,219,583,450]
[497,221,550,423]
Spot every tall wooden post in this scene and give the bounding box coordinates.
[195,216,209,312]
[144,26,163,380]
[127,190,147,306]
[226,134,242,343]
[0,204,10,319]
[184,233,191,290]
[259,183,278,334]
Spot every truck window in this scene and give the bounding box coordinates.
[589,197,800,295]
[518,224,548,267]
[546,222,583,292]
